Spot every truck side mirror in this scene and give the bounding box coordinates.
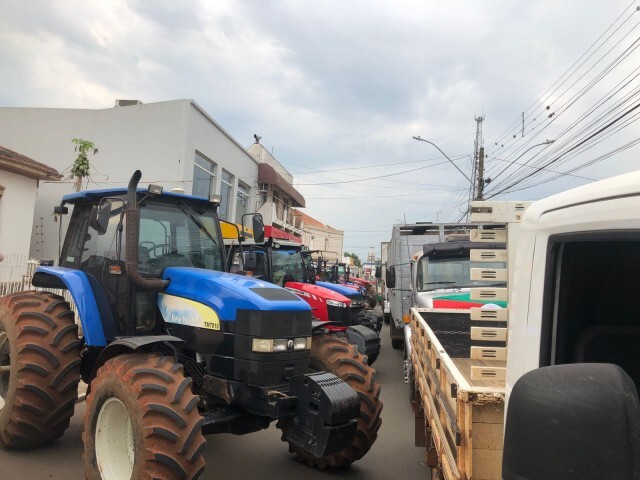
[242,251,259,270]
[90,201,112,235]
[387,266,396,288]
[503,363,640,480]
[375,265,382,279]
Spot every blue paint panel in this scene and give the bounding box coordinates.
[316,281,361,297]
[34,266,107,346]
[162,268,311,321]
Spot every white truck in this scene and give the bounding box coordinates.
[385,223,478,349]
[409,172,640,480]
[379,241,390,323]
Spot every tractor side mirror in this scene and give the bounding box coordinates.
[375,265,382,279]
[386,266,396,288]
[242,251,259,270]
[90,201,112,235]
[253,216,265,244]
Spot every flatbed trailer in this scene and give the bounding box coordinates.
[410,307,506,480]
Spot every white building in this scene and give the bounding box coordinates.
[0,99,261,261]
[293,209,344,259]
[0,146,61,260]
[247,141,306,243]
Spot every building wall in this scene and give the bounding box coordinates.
[185,105,259,222]
[0,100,259,261]
[0,171,38,258]
[303,224,344,260]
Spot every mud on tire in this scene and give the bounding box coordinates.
[279,334,383,469]
[84,354,206,480]
[0,291,81,449]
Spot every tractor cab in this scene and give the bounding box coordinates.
[226,239,315,287]
[50,185,228,341]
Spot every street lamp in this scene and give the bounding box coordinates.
[412,136,472,184]
[486,140,555,185]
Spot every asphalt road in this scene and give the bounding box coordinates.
[0,316,428,480]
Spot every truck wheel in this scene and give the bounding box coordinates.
[280,335,383,469]
[84,354,206,480]
[0,291,81,448]
[390,319,404,349]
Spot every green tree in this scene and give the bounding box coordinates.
[70,138,98,192]
[345,252,361,267]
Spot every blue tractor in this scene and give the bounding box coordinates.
[0,171,382,479]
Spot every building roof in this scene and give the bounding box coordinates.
[257,163,306,207]
[293,209,343,233]
[0,145,62,180]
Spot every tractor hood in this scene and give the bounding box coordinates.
[162,267,311,321]
[284,281,351,304]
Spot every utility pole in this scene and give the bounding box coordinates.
[476,146,485,201]
[470,115,485,203]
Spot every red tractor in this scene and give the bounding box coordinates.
[226,239,381,365]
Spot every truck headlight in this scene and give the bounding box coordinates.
[252,337,312,353]
[326,299,347,308]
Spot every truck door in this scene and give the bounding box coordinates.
[538,232,640,390]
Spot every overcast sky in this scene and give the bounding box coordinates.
[2,0,639,260]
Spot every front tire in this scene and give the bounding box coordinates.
[0,291,81,449]
[280,335,383,469]
[84,354,206,480]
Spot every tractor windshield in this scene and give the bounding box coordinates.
[138,201,225,276]
[416,256,505,291]
[272,249,305,286]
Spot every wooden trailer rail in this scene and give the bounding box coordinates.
[410,307,506,480]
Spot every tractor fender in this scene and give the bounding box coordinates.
[90,335,184,385]
[311,320,342,333]
[345,325,381,361]
[32,267,108,346]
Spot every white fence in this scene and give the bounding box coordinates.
[0,254,77,314]
[0,254,38,297]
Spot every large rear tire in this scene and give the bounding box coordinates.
[280,334,383,469]
[0,291,81,449]
[84,354,206,480]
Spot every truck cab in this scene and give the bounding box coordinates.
[408,172,640,480]
[411,239,506,310]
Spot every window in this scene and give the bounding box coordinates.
[192,152,216,198]
[272,249,305,285]
[235,182,250,223]
[543,235,640,390]
[219,170,233,220]
[416,255,505,291]
[138,201,224,276]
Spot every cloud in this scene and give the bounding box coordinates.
[1,0,638,258]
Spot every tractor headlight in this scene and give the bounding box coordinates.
[326,299,347,308]
[252,337,312,353]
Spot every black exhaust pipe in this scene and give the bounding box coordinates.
[125,170,168,290]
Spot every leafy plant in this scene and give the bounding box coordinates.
[70,138,98,191]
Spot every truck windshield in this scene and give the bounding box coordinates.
[138,201,224,275]
[272,249,305,285]
[416,256,505,291]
